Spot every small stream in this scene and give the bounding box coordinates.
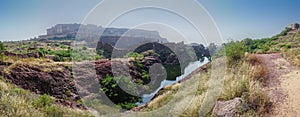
[137,57,210,105]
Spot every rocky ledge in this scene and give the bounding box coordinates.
[0,54,162,110]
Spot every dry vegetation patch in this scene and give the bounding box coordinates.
[1,56,62,74]
[129,55,270,116]
[0,77,92,117]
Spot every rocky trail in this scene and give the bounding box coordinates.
[256,53,300,116]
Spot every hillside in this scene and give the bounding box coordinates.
[126,24,300,116]
[0,24,212,116]
[1,23,300,116]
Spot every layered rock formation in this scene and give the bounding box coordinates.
[0,52,164,109]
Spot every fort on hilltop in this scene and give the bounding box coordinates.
[287,23,300,34]
[37,24,168,47]
[288,23,300,30]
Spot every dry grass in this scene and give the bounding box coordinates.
[142,83,181,111]
[245,53,261,65]
[136,55,270,116]
[283,48,300,66]
[1,55,63,74]
[0,77,93,117]
[220,56,270,116]
[245,53,268,84]
[253,64,268,85]
[1,46,272,116]
[130,61,213,116]
[122,70,212,117]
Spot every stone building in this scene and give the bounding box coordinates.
[288,23,300,30]
[47,24,81,35]
[287,23,300,35]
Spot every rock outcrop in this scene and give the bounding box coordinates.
[73,57,164,98]
[213,98,242,117]
[0,59,86,109]
[0,54,163,109]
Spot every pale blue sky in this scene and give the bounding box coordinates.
[0,0,300,42]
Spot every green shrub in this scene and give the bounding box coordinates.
[82,46,88,50]
[275,27,292,37]
[11,88,29,95]
[0,41,5,51]
[119,102,138,110]
[125,52,144,60]
[100,75,142,110]
[225,41,246,64]
[135,60,143,68]
[285,44,292,49]
[52,50,72,61]
[65,90,72,96]
[258,44,270,53]
[95,55,103,60]
[38,48,47,57]
[60,45,67,49]
[237,37,278,54]
[142,70,150,80]
[34,94,54,107]
[280,44,292,49]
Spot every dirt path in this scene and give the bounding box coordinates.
[256,53,300,116]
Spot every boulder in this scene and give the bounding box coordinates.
[213,98,242,117]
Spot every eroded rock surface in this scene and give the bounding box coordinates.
[213,98,242,117]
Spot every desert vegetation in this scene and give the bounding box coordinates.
[135,53,270,116]
[0,77,92,117]
[134,27,299,116]
[1,23,300,116]
[0,32,278,116]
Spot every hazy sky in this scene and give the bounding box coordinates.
[1,0,300,43]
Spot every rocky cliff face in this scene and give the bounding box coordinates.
[0,55,85,109]
[97,41,210,64]
[0,52,163,109]
[73,57,164,107]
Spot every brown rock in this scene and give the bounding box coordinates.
[213,98,242,117]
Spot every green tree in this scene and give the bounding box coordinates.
[225,41,247,64]
[100,75,141,110]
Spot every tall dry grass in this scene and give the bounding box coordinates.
[138,55,270,116]
[0,77,93,117]
[1,56,62,74]
[283,48,300,66]
[220,55,270,115]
